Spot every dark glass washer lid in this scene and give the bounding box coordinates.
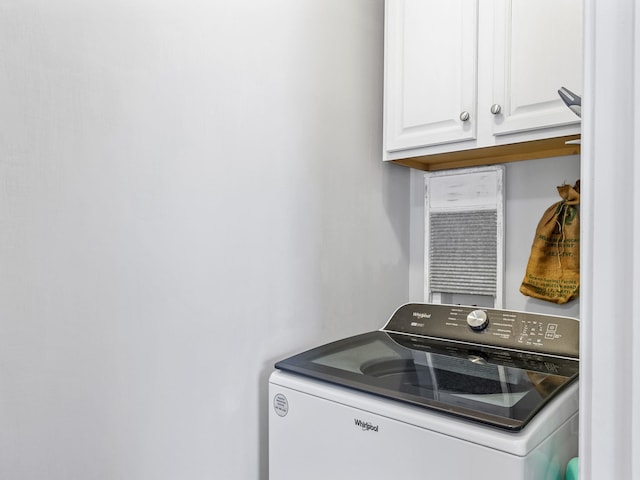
[275,330,578,431]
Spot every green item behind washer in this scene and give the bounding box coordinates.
[566,457,579,480]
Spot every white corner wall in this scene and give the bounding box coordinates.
[0,1,410,479]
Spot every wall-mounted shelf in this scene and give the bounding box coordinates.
[391,135,581,172]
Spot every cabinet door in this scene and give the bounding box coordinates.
[384,0,478,153]
[491,0,582,136]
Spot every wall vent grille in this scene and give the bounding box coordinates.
[424,166,504,307]
[429,210,497,295]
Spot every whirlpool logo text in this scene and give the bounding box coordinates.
[354,418,379,432]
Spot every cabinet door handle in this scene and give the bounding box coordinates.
[459,111,470,122]
[490,104,502,115]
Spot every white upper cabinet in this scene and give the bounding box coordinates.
[384,0,478,152]
[383,0,583,165]
[490,0,583,136]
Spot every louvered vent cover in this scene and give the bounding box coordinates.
[429,210,497,295]
[424,166,504,307]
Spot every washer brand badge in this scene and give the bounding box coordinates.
[354,418,379,432]
[411,311,431,327]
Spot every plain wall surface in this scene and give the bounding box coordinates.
[0,1,410,479]
[503,155,581,317]
[410,155,581,319]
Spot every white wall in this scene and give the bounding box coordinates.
[410,155,581,319]
[0,1,410,479]
[503,156,581,317]
[580,0,640,477]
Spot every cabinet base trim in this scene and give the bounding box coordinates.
[391,135,581,171]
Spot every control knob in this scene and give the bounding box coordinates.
[467,309,489,331]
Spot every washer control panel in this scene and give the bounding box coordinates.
[383,303,579,358]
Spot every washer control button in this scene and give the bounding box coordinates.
[467,310,489,331]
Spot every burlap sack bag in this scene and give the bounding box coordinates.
[520,181,580,304]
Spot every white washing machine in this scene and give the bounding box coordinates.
[269,303,579,479]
